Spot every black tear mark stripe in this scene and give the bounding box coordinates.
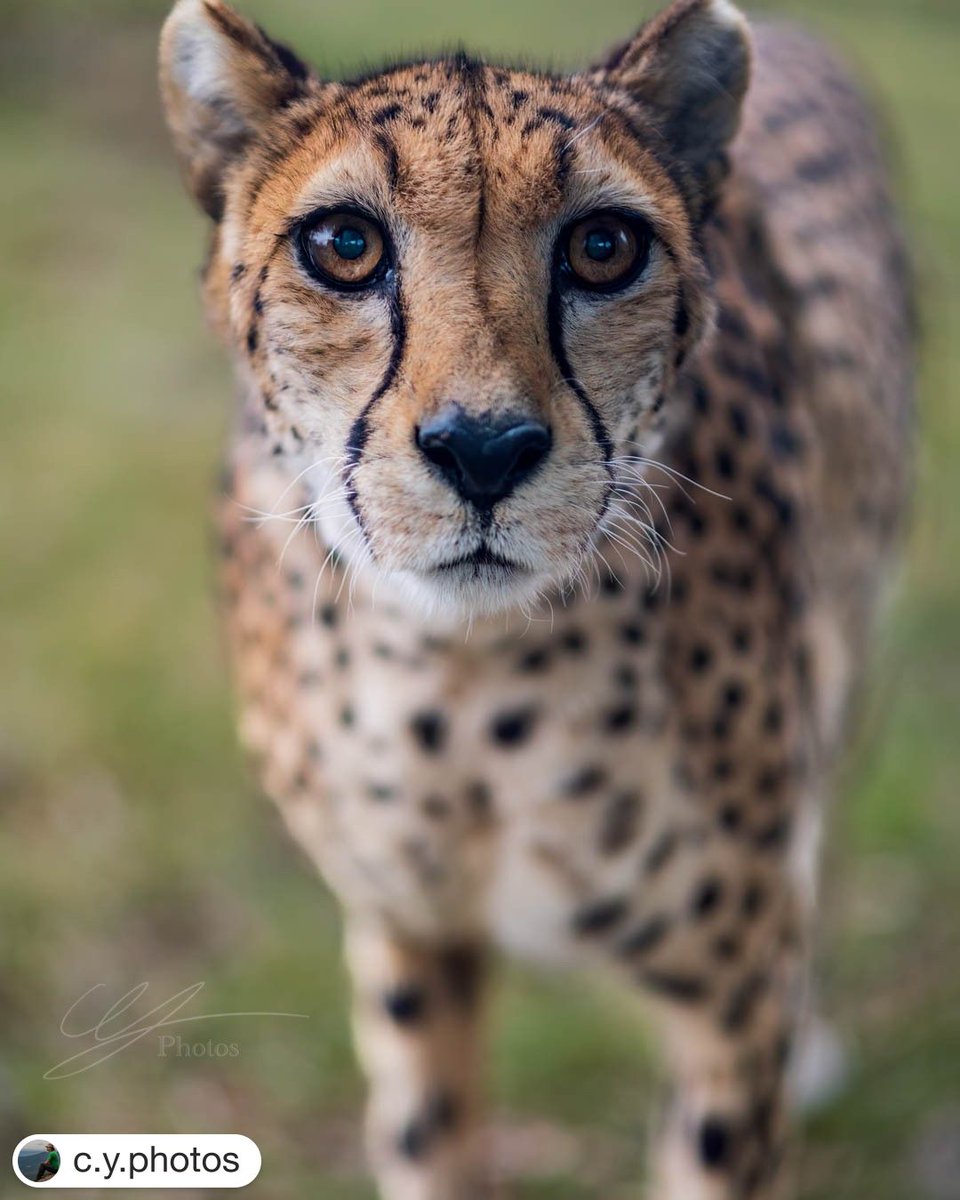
[340,126,406,536]
[546,287,614,493]
[343,286,406,539]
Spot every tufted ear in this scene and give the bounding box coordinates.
[159,0,317,220]
[596,0,751,212]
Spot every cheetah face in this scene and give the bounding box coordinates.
[161,0,750,617]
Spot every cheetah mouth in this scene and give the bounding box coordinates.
[432,546,525,575]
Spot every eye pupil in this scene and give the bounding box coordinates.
[333,227,367,260]
[584,230,615,262]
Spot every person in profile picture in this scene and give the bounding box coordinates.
[18,1140,60,1183]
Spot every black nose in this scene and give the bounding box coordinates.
[417,408,552,509]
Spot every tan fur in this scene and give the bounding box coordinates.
[161,1,913,1196]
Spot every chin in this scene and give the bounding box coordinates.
[384,558,564,624]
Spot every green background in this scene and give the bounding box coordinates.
[1,1,958,1196]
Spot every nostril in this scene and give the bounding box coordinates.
[500,423,552,489]
[506,426,551,480]
[418,432,459,474]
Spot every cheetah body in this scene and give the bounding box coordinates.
[161,1,913,1195]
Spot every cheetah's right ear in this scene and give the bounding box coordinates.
[159,0,318,220]
[594,0,752,215]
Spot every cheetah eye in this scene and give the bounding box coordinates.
[298,209,389,289]
[560,211,652,292]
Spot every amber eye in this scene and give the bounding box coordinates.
[299,210,388,288]
[562,212,651,292]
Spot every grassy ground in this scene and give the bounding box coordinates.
[1,1,958,1197]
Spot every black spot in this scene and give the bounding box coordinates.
[731,625,752,654]
[714,446,736,480]
[712,934,740,961]
[318,602,338,627]
[615,664,638,690]
[719,303,751,339]
[246,324,259,354]
[599,790,642,855]
[644,830,679,874]
[536,105,576,131]
[621,622,645,646]
[602,572,624,595]
[465,780,492,817]
[718,804,743,833]
[692,877,724,919]
[562,764,607,797]
[755,818,791,851]
[712,757,734,783]
[518,648,550,672]
[771,422,803,459]
[640,970,707,1003]
[796,147,850,184]
[728,403,751,440]
[617,914,670,956]
[730,505,753,535]
[754,473,795,529]
[384,985,428,1024]
[572,896,629,936]
[339,705,355,728]
[722,681,746,712]
[690,644,713,673]
[561,629,587,654]
[411,711,447,754]
[604,704,637,734]
[756,765,783,797]
[490,707,537,747]
[372,102,403,126]
[700,1116,733,1168]
[722,971,767,1033]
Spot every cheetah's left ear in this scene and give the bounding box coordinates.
[594,0,751,213]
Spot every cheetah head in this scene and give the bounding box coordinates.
[161,0,751,618]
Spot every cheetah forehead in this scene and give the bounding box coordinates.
[240,57,693,253]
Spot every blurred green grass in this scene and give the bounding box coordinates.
[0,1,958,1197]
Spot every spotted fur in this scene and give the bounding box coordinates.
[161,1,913,1196]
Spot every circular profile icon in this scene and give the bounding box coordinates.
[17,1140,61,1183]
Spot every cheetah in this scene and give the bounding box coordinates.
[160,0,914,1195]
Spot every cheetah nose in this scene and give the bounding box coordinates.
[416,407,552,509]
